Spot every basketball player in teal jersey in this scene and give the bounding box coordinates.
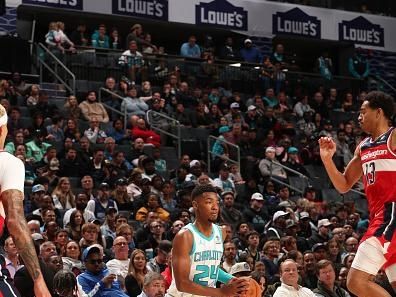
[166,184,248,297]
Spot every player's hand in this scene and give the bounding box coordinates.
[319,136,337,161]
[34,279,52,297]
[219,277,249,297]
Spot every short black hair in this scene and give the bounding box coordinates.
[365,91,395,120]
[191,184,217,200]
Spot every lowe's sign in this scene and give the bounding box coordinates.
[339,16,384,47]
[112,0,168,21]
[272,7,321,39]
[196,0,248,31]
[22,0,82,10]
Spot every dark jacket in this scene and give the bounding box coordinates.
[313,281,350,297]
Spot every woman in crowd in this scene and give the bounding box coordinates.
[64,118,81,142]
[135,193,169,222]
[54,229,69,254]
[64,95,82,120]
[61,240,84,275]
[52,177,76,210]
[67,210,85,241]
[26,84,40,106]
[125,249,148,297]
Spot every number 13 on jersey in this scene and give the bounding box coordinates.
[364,161,376,185]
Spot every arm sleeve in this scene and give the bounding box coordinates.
[77,276,102,297]
[0,154,24,193]
[217,268,233,284]
[180,44,188,56]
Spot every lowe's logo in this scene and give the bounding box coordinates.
[113,0,168,21]
[273,7,321,39]
[339,16,384,47]
[22,0,82,10]
[196,0,248,31]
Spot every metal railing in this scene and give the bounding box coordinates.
[98,87,128,128]
[269,160,310,194]
[65,47,364,95]
[207,135,240,175]
[146,110,181,158]
[372,74,396,94]
[36,42,76,94]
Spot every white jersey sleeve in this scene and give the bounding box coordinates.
[0,152,25,194]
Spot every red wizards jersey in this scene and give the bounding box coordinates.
[360,127,396,241]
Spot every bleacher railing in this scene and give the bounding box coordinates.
[67,46,363,95]
[270,160,310,194]
[98,87,128,128]
[36,43,76,95]
[207,135,240,175]
[146,110,182,158]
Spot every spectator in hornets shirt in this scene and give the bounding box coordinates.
[0,104,51,296]
[319,91,396,297]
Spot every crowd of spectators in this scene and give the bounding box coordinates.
[0,17,391,297]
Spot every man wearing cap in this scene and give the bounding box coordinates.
[230,262,251,278]
[0,104,51,296]
[86,182,118,222]
[267,210,289,239]
[243,193,269,234]
[220,191,243,229]
[213,164,235,193]
[244,104,262,130]
[309,219,332,247]
[77,245,128,297]
[312,243,328,262]
[224,102,246,128]
[284,147,310,177]
[147,240,172,274]
[240,39,262,63]
[26,184,46,214]
[259,146,288,180]
[211,127,230,165]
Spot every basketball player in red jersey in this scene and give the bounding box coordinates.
[319,91,396,297]
[0,104,51,296]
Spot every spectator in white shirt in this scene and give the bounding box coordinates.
[106,236,130,279]
[273,259,315,297]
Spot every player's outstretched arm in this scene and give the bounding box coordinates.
[319,137,362,193]
[172,229,247,297]
[2,189,51,297]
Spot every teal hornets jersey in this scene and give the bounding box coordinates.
[166,223,224,297]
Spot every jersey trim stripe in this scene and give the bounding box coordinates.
[362,159,396,172]
[387,128,396,158]
[190,224,215,241]
[384,202,396,240]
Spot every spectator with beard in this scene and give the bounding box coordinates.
[59,146,82,177]
[220,191,243,230]
[221,241,237,273]
[79,91,109,123]
[243,193,269,234]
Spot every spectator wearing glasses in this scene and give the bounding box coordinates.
[77,245,128,297]
[138,220,166,253]
[106,236,130,279]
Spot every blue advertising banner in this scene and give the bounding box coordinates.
[272,7,321,39]
[112,0,168,21]
[195,0,248,31]
[339,16,384,47]
[22,0,82,10]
